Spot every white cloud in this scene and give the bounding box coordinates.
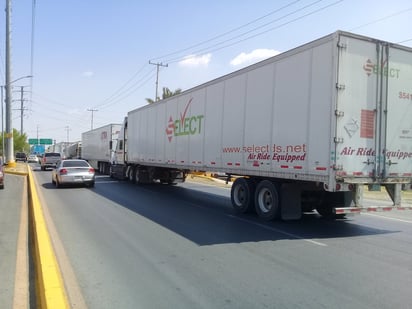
[82,71,94,77]
[230,49,280,66]
[178,54,212,67]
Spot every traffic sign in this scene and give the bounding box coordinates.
[40,138,53,145]
[29,138,53,145]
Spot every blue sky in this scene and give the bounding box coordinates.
[2,0,412,143]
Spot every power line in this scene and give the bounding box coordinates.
[165,0,343,64]
[349,7,412,32]
[92,1,343,108]
[95,67,157,110]
[29,0,37,105]
[397,38,412,44]
[150,0,303,62]
[94,1,326,108]
[93,62,149,109]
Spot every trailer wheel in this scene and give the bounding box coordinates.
[128,167,135,183]
[231,178,256,213]
[316,192,347,219]
[315,204,334,218]
[135,169,141,184]
[255,180,280,220]
[316,204,346,219]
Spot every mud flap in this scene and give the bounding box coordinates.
[385,183,402,206]
[281,183,302,220]
[353,184,363,207]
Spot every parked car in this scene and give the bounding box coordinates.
[51,159,95,188]
[28,154,39,163]
[15,152,27,162]
[0,158,4,189]
[41,152,61,170]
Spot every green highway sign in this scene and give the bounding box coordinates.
[40,138,53,144]
[28,138,53,145]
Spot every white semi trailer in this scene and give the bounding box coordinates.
[109,31,412,220]
[81,124,121,174]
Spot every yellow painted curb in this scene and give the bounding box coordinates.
[4,163,29,176]
[27,167,70,309]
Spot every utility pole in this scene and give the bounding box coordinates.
[12,86,29,135]
[5,0,13,165]
[149,61,168,101]
[1,86,4,163]
[64,125,71,143]
[87,108,98,130]
[19,86,28,135]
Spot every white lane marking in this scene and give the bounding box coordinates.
[364,213,412,224]
[227,215,327,247]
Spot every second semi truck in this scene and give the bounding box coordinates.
[81,124,121,174]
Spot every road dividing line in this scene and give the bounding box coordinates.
[27,168,70,309]
[364,212,412,224]
[13,176,28,309]
[228,214,327,247]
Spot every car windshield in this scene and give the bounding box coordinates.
[46,153,60,157]
[62,161,89,168]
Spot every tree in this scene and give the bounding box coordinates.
[0,129,30,155]
[146,87,182,104]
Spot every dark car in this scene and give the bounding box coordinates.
[15,152,27,162]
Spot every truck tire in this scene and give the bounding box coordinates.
[316,192,347,219]
[128,167,135,183]
[255,180,280,220]
[231,178,256,213]
[315,204,334,218]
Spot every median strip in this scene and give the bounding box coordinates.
[27,167,70,309]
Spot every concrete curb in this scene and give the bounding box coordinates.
[26,167,70,308]
[4,165,29,176]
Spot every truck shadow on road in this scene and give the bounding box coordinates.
[89,177,399,246]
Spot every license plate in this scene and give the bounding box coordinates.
[74,176,83,181]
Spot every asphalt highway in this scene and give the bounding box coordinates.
[31,167,412,309]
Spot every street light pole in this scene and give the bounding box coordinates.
[4,0,32,165]
[5,0,13,165]
[1,86,4,163]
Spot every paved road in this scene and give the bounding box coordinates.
[32,168,412,309]
[0,174,27,308]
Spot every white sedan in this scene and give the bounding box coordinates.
[28,154,39,163]
[52,159,95,188]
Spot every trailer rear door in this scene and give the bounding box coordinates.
[334,34,380,179]
[383,45,412,180]
[335,34,412,182]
